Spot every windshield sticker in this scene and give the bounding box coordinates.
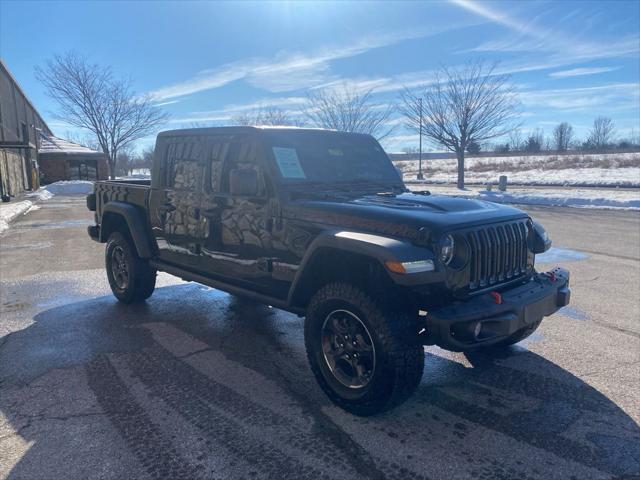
[272,147,306,178]
[328,148,344,156]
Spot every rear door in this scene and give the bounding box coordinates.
[152,136,208,266]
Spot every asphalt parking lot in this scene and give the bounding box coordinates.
[1,195,639,480]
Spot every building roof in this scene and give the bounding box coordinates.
[38,133,104,156]
[0,59,53,136]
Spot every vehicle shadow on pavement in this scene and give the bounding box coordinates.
[1,283,639,480]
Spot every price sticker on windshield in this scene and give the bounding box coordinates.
[272,147,306,179]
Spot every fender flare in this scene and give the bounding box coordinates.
[287,230,440,307]
[100,201,154,258]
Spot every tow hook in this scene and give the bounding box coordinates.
[490,291,502,304]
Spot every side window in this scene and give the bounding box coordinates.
[221,137,264,195]
[209,137,232,193]
[165,138,205,191]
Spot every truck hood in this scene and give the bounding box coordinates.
[285,192,528,240]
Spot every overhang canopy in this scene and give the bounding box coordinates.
[38,134,105,158]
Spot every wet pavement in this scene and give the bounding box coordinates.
[1,195,639,480]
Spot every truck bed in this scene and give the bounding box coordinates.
[93,179,151,221]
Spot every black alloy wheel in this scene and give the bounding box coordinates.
[321,309,376,389]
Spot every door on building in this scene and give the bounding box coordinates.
[68,159,98,180]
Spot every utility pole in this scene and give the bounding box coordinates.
[417,97,424,180]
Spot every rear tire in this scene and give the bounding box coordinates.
[304,282,424,416]
[105,231,156,304]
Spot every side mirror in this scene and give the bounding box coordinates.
[229,168,259,196]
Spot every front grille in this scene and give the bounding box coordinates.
[466,220,530,290]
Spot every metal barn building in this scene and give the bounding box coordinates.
[0,59,52,198]
[0,59,108,198]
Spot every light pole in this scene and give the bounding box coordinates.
[417,97,424,180]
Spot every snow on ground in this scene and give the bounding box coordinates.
[1,181,94,235]
[408,184,640,211]
[26,189,54,201]
[27,180,94,201]
[40,180,94,195]
[396,152,640,187]
[0,200,33,235]
[536,247,589,263]
[407,167,640,187]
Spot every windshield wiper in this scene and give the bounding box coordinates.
[341,180,407,194]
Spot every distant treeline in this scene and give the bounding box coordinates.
[389,147,640,161]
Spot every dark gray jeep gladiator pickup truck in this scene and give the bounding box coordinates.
[87,126,570,415]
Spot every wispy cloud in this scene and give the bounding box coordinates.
[152,99,180,107]
[450,0,640,67]
[449,0,531,33]
[148,23,474,100]
[519,83,640,112]
[549,66,620,78]
[167,96,309,125]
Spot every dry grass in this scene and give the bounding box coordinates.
[395,153,640,174]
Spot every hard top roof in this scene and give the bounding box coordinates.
[157,126,372,138]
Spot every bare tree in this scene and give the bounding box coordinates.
[36,52,168,179]
[135,146,155,171]
[508,128,523,152]
[587,116,615,149]
[304,86,394,140]
[525,128,544,153]
[553,122,573,151]
[62,130,100,151]
[231,107,302,127]
[398,61,519,189]
[116,150,135,177]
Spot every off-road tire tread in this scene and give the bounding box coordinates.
[105,231,156,304]
[305,282,424,416]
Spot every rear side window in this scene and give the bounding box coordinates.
[209,136,233,193]
[164,137,206,191]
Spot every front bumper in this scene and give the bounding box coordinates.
[424,267,570,351]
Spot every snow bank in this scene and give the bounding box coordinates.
[476,189,640,210]
[26,189,54,201]
[408,185,640,210]
[27,180,94,200]
[407,167,640,187]
[536,247,589,264]
[397,152,640,187]
[42,180,94,195]
[0,200,33,234]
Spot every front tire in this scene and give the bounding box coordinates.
[105,231,156,304]
[304,282,424,416]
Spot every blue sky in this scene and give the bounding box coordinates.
[1,0,638,152]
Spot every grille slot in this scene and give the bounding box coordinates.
[467,220,529,290]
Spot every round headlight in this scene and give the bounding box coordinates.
[439,234,455,265]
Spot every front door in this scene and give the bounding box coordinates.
[197,135,276,294]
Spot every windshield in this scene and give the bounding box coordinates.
[263,130,403,187]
